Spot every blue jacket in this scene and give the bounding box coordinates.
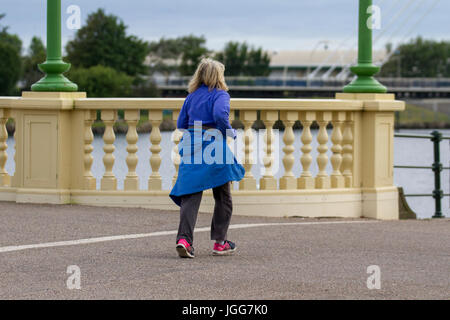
[169,84,245,206]
[177,84,236,139]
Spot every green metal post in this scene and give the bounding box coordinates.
[31,0,77,92]
[431,131,444,218]
[343,0,387,93]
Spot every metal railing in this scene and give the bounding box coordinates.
[394,130,450,218]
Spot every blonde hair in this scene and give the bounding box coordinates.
[188,58,229,93]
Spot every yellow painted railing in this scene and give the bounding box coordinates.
[0,92,404,219]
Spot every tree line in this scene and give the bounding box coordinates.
[0,9,271,97]
[380,37,450,78]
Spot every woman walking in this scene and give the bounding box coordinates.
[169,58,245,259]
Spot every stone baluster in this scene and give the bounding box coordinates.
[280,111,298,190]
[227,110,237,189]
[342,112,355,188]
[83,110,96,190]
[148,110,162,190]
[101,110,117,190]
[171,110,182,187]
[315,112,332,189]
[330,111,346,188]
[298,111,315,189]
[227,109,235,150]
[260,111,278,190]
[0,109,10,186]
[240,110,257,190]
[124,110,140,191]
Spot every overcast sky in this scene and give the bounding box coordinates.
[1,0,449,53]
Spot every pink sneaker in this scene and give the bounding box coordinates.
[212,240,236,255]
[176,239,195,258]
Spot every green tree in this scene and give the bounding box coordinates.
[0,14,21,95]
[67,65,133,98]
[215,41,271,76]
[380,37,450,78]
[148,35,209,77]
[215,42,248,76]
[0,14,22,54]
[148,37,183,82]
[65,9,149,77]
[22,37,46,90]
[178,35,209,76]
[0,42,21,95]
[245,47,271,76]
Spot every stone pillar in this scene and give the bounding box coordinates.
[337,93,405,220]
[11,92,86,203]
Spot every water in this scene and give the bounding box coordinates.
[5,129,449,219]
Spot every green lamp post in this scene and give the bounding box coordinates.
[31,0,77,92]
[343,0,386,93]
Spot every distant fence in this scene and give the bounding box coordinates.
[395,130,450,218]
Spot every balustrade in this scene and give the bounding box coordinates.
[0,94,404,219]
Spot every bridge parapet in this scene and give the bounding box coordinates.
[0,93,404,220]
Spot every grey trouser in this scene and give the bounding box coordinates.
[176,182,233,245]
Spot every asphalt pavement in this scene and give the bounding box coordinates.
[0,202,449,300]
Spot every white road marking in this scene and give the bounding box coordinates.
[0,220,377,254]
